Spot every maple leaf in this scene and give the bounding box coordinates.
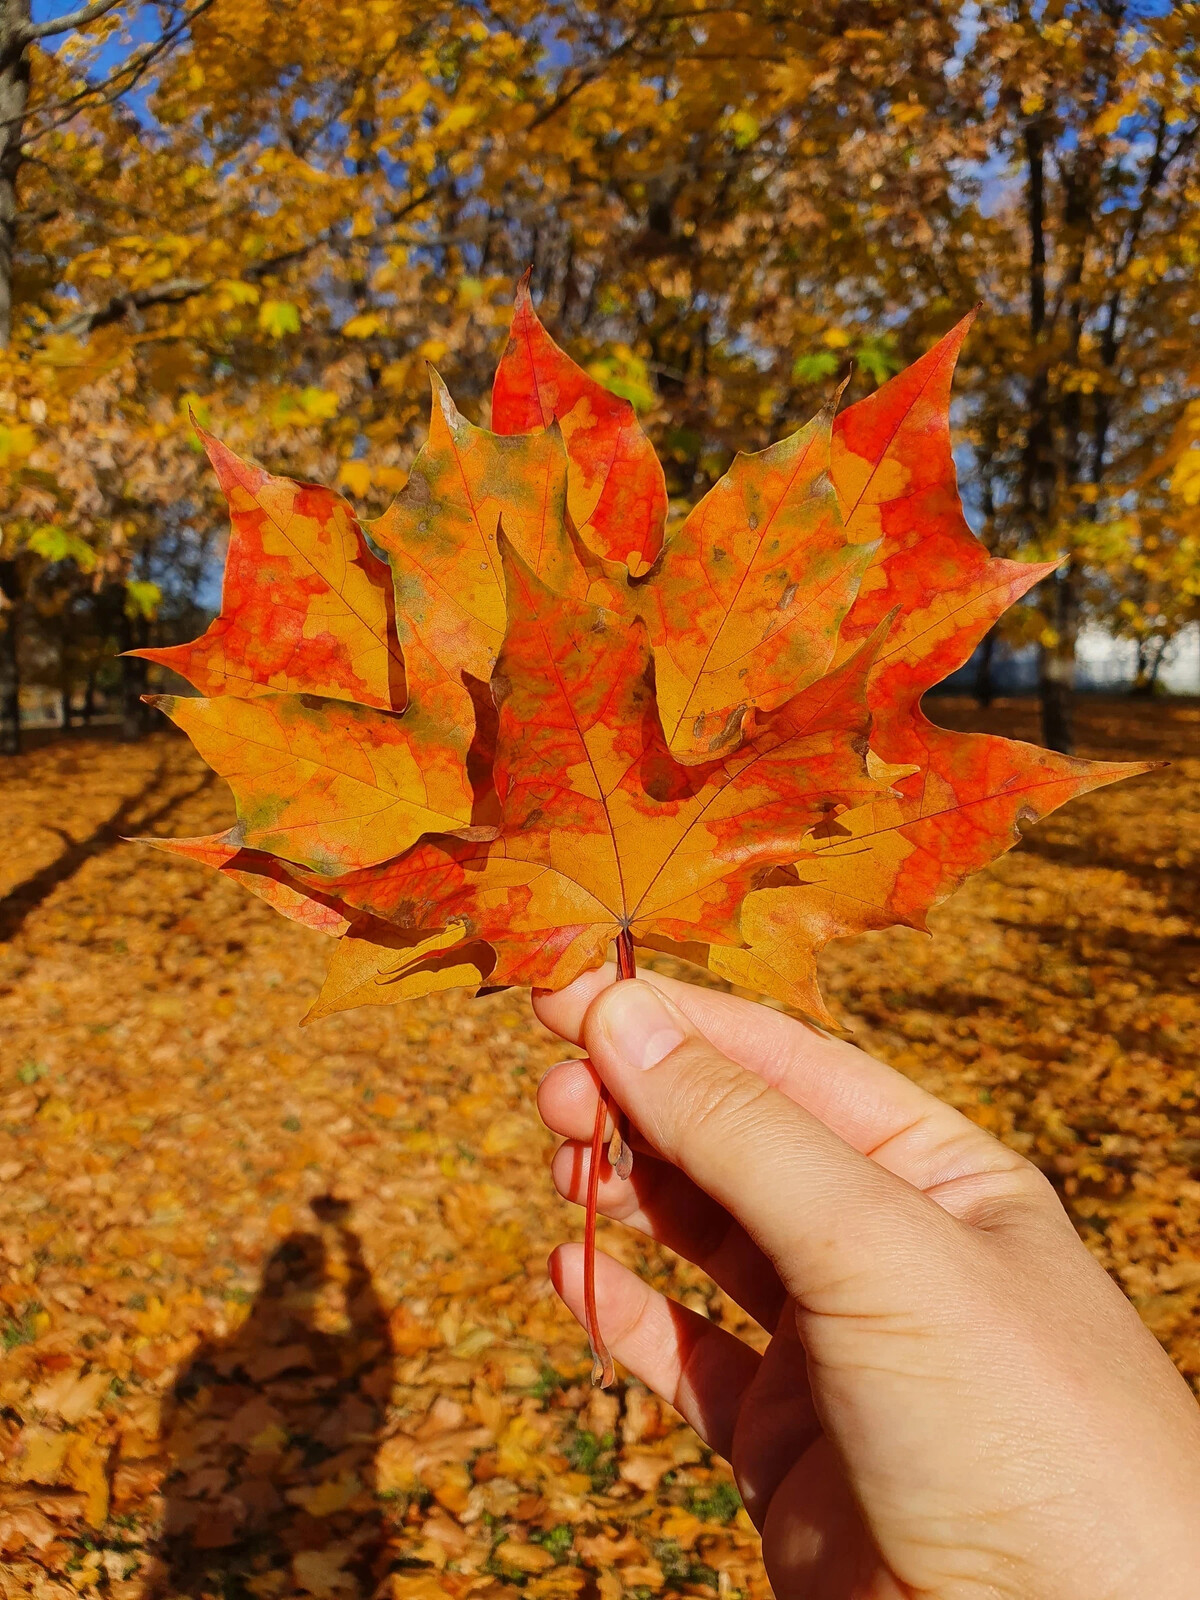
[134,431,405,711]
[369,373,624,819]
[291,535,886,996]
[142,690,478,874]
[639,400,876,759]
[491,274,668,576]
[709,320,1151,1016]
[142,286,1154,1384]
[138,832,353,935]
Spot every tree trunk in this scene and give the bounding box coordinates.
[0,557,21,754]
[117,602,151,741]
[0,625,16,753]
[1132,637,1150,696]
[0,0,32,348]
[120,651,149,741]
[975,625,998,710]
[0,4,31,755]
[82,669,95,725]
[1132,637,1166,697]
[1038,565,1078,753]
[1148,638,1167,691]
[1022,110,1071,750]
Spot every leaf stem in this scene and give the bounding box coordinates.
[610,932,635,1178]
[584,929,636,1387]
[583,1079,615,1389]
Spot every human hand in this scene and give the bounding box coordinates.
[534,968,1200,1600]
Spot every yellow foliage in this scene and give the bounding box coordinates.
[1171,451,1200,507]
[259,300,302,338]
[338,460,371,497]
[342,313,383,339]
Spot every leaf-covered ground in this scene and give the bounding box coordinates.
[0,698,1197,1600]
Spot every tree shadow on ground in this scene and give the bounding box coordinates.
[988,914,1200,1010]
[1013,830,1200,921]
[156,1198,394,1599]
[0,757,214,944]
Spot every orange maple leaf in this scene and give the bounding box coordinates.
[492,273,668,576]
[139,289,1153,1384]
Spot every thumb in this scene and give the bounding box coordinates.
[581,979,961,1315]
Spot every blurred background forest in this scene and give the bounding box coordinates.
[0,0,1198,758]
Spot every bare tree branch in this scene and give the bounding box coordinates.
[42,189,458,340]
[50,276,207,337]
[23,0,122,43]
[47,239,321,339]
[15,0,217,141]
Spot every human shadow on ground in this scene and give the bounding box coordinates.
[156,1198,393,1598]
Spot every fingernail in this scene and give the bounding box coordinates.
[601,982,685,1070]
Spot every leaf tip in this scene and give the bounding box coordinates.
[197,428,262,501]
[829,369,854,414]
[494,513,539,598]
[942,304,980,361]
[426,365,464,432]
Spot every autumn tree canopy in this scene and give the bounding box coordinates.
[0,0,1197,753]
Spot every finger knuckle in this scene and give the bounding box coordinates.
[1006,1154,1071,1218]
[665,1043,776,1150]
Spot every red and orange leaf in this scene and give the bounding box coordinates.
[303,922,486,1022]
[143,302,1151,1022]
[371,374,620,780]
[713,321,1155,1014]
[831,313,985,662]
[295,838,616,994]
[135,433,404,710]
[146,691,477,873]
[837,329,1154,924]
[139,290,1155,1388]
[713,737,1154,1020]
[641,406,876,759]
[319,536,886,973]
[492,277,667,575]
[138,831,353,936]
[499,537,888,952]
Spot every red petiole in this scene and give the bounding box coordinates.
[583,929,636,1387]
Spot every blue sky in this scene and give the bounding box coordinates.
[31,0,164,128]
